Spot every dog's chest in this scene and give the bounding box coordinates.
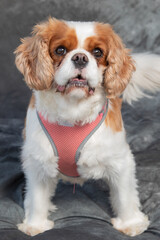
[77,122,125,179]
[37,108,110,178]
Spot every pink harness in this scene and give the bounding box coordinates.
[37,101,108,177]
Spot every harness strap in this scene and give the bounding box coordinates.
[37,100,108,177]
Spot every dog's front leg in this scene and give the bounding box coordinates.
[18,169,57,236]
[107,151,149,236]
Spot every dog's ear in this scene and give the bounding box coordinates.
[102,24,135,98]
[14,25,54,90]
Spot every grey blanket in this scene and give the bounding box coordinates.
[0,94,160,240]
[0,0,160,239]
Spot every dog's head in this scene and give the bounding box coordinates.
[15,18,135,99]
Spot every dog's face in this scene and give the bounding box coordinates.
[15,18,135,99]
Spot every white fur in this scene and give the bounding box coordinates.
[54,48,102,89]
[19,89,149,236]
[35,87,106,125]
[123,53,160,104]
[67,21,95,47]
[17,22,160,237]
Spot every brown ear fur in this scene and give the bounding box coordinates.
[14,22,54,90]
[97,24,135,98]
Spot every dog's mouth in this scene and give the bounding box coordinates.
[56,74,95,95]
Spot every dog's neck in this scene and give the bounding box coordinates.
[35,88,107,125]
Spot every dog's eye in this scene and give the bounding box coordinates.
[55,46,66,56]
[92,48,103,58]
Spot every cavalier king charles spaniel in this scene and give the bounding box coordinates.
[15,17,160,236]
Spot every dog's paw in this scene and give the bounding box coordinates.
[111,213,149,236]
[17,219,54,236]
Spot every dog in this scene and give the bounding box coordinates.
[14,17,160,236]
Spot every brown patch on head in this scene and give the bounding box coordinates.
[84,36,108,67]
[105,98,123,132]
[90,23,135,98]
[49,27,78,66]
[14,18,78,90]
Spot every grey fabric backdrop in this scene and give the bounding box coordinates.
[0,0,160,118]
[0,1,160,240]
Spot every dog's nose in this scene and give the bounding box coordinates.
[71,53,88,69]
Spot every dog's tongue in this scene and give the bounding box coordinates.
[57,85,65,92]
